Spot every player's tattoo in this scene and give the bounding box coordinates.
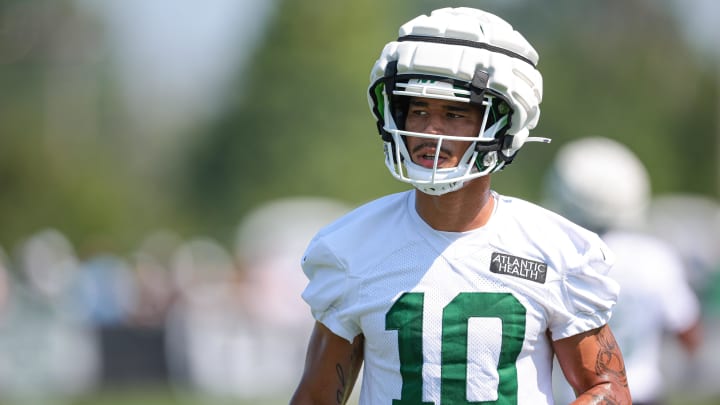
[335,337,363,404]
[594,328,629,388]
[589,393,620,405]
[335,363,346,404]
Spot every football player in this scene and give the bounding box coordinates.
[291,7,631,405]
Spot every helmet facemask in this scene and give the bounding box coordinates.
[371,73,513,195]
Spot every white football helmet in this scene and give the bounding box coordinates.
[368,7,548,195]
[544,137,651,232]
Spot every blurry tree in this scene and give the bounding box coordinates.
[182,0,409,239]
[498,0,718,200]
[447,0,719,201]
[0,0,182,254]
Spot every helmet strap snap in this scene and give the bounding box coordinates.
[469,67,489,105]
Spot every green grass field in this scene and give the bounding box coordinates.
[2,387,289,405]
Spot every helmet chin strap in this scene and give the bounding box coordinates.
[415,183,464,196]
[474,115,508,153]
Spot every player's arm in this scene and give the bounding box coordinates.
[677,317,703,354]
[290,321,365,405]
[552,323,631,404]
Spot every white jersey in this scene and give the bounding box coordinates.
[602,230,700,402]
[301,190,619,405]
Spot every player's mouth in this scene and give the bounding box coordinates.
[412,144,451,169]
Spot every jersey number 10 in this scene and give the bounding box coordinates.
[385,292,526,404]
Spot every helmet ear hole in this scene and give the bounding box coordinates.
[486,97,512,137]
[391,95,409,131]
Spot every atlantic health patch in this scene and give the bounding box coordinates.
[490,252,547,284]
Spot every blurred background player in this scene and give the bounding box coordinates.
[544,136,703,405]
[164,197,350,400]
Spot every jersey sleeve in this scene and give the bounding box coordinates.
[549,233,620,340]
[300,236,361,342]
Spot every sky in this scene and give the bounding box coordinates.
[666,0,720,60]
[76,0,278,137]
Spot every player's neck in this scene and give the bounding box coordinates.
[414,177,494,232]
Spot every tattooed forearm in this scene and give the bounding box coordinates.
[570,327,631,404]
[573,385,625,405]
[335,364,346,404]
[334,335,364,404]
[594,328,628,388]
[559,325,632,404]
[588,393,620,405]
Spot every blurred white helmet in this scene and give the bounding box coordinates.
[367,7,548,195]
[544,137,651,232]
